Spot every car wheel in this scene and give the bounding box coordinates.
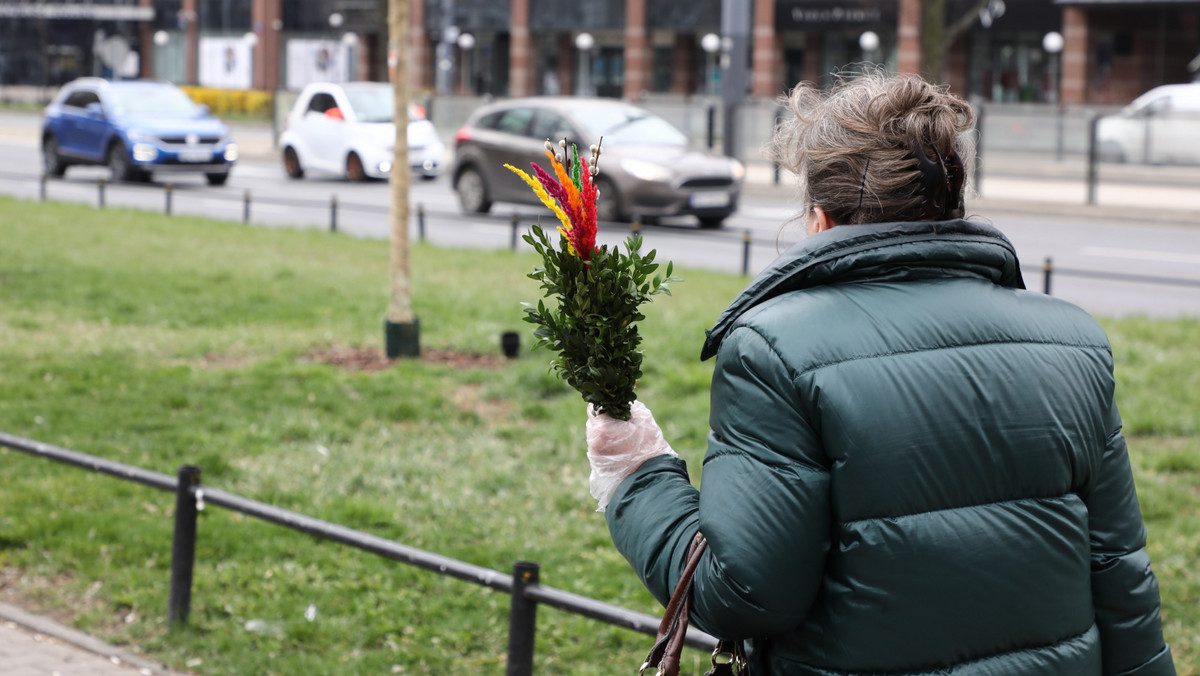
[697,216,726,229]
[283,146,304,179]
[346,152,366,182]
[107,141,135,183]
[456,166,492,213]
[205,172,229,186]
[42,134,67,177]
[594,176,625,223]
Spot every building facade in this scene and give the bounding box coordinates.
[0,0,1197,105]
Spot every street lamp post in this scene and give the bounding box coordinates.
[859,30,880,67]
[152,30,170,82]
[1042,31,1065,160]
[1042,31,1063,105]
[342,32,360,82]
[700,32,720,97]
[457,32,475,94]
[575,32,595,96]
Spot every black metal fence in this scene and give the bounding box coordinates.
[0,430,718,675]
[6,169,1200,297]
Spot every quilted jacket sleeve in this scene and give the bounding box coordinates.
[1087,402,1176,675]
[606,326,830,639]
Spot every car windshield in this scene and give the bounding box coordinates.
[571,107,688,146]
[344,87,394,123]
[108,85,200,117]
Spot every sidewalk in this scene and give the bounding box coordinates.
[0,603,191,676]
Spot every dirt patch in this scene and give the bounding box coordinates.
[0,567,91,628]
[303,344,511,372]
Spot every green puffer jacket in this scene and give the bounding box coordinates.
[606,220,1175,675]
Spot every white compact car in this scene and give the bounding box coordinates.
[280,82,445,181]
[1097,83,1200,165]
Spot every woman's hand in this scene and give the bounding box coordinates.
[586,401,677,511]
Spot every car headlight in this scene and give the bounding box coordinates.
[620,159,673,183]
[730,159,746,181]
[223,144,239,162]
[127,130,159,143]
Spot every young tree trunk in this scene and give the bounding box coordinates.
[386,0,418,356]
[388,0,412,324]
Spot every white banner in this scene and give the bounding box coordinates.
[199,37,253,89]
[286,39,350,91]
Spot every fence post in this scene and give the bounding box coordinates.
[417,203,426,241]
[39,174,47,202]
[506,561,539,676]
[510,213,519,250]
[742,229,752,276]
[706,105,716,150]
[168,465,202,628]
[97,178,106,208]
[1055,104,1066,162]
[330,195,338,232]
[1043,257,1054,295]
[243,190,251,224]
[1085,113,1100,206]
[165,183,174,216]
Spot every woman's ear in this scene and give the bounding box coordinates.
[807,206,836,235]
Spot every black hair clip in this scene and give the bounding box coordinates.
[909,141,964,220]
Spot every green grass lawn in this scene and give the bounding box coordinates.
[0,196,1196,675]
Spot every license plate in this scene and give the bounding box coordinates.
[690,191,729,209]
[178,150,212,163]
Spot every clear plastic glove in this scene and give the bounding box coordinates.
[586,401,678,512]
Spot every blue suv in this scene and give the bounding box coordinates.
[41,78,238,186]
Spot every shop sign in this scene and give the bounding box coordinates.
[0,3,154,21]
[777,0,895,29]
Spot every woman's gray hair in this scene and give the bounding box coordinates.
[769,71,977,226]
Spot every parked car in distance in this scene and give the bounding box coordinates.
[41,78,237,185]
[1097,83,1200,165]
[279,82,445,181]
[452,97,744,228]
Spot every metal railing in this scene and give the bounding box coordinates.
[0,430,717,675]
[5,169,1200,296]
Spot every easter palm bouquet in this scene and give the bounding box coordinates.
[508,139,679,421]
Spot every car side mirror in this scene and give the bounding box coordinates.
[85,102,104,119]
[197,103,211,116]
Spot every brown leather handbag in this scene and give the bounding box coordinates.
[639,532,749,676]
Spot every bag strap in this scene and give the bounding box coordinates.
[639,532,707,676]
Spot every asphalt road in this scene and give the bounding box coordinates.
[1,134,1197,319]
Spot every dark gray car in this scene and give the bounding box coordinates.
[451,97,744,228]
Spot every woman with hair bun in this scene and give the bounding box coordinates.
[586,72,1175,675]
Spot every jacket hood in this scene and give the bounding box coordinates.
[700,219,1026,361]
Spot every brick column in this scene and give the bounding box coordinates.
[1061,6,1089,104]
[139,0,153,78]
[182,0,198,84]
[409,0,431,90]
[670,33,696,94]
[557,34,574,96]
[945,35,968,95]
[752,0,779,97]
[897,0,921,75]
[251,0,281,91]
[803,32,822,85]
[509,0,533,96]
[623,0,648,99]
